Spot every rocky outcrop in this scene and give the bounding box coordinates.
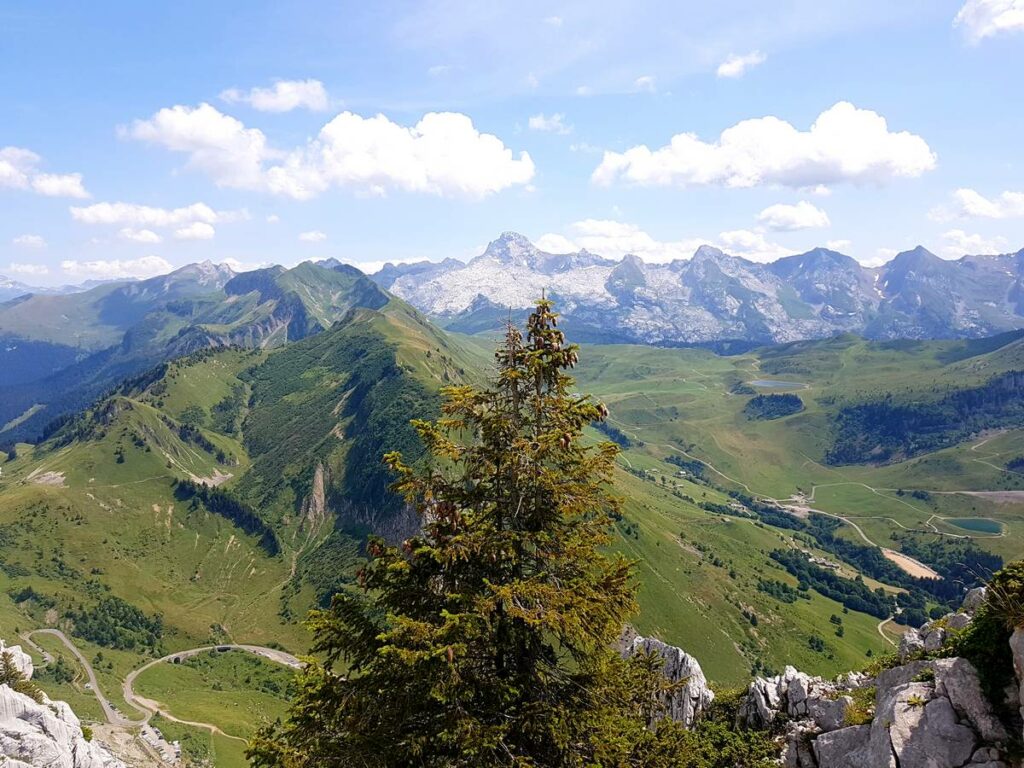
[0,641,125,768]
[748,591,1017,768]
[300,461,330,531]
[898,589,985,662]
[774,656,1011,768]
[738,666,864,731]
[617,587,1016,768]
[1,643,33,679]
[622,633,714,729]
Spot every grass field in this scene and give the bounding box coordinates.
[135,649,294,740]
[575,337,1024,569]
[567,334,1024,681]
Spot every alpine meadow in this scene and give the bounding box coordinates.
[4,2,1024,767]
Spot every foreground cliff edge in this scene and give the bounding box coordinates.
[621,564,1024,768]
[0,641,125,768]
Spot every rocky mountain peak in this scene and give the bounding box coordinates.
[170,260,236,288]
[889,245,943,269]
[691,244,728,263]
[482,231,539,265]
[376,230,1024,345]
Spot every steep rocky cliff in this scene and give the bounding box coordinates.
[0,641,125,768]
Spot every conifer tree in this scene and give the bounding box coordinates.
[250,298,683,767]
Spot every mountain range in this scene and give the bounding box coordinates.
[0,274,105,302]
[4,231,1024,444]
[373,232,1024,346]
[0,260,389,443]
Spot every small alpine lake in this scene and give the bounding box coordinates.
[944,517,1003,534]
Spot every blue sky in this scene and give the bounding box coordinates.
[2,0,1023,284]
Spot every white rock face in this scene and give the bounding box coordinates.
[0,643,33,679]
[374,233,1024,344]
[754,591,1016,768]
[739,665,847,729]
[624,635,713,728]
[1,642,125,768]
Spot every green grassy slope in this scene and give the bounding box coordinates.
[573,333,1024,671]
[0,300,482,698]
[0,261,392,444]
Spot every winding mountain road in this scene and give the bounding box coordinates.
[23,629,144,727]
[22,629,302,742]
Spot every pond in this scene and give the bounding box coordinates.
[749,379,808,390]
[945,517,1003,534]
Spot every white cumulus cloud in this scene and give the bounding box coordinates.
[61,255,174,280]
[299,230,327,243]
[534,233,579,253]
[125,103,270,190]
[31,173,89,199]
[528,113,572,134]
[221,79,330,112]
[0,147,36,189]
[954,0,1024,42]
[757,201,831,231]
[716,50,767,78]
[7,262,49,276]
[0,147,89,198]
[12,234,46,249]
[717,229,792,262]
[118,228,162,244]
[536,220,796,265]
[537,220,705,264]
[71,201,244,227]
[634,75,657,92]
[937,188,1024,219]
[941,228,1009,256]
[174,222,216,240]
[126,104,535,199]
[592,102,936,190]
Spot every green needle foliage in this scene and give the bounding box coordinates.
[0,651,44,704]
[249,299,691,767]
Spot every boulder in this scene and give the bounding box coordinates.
[880,682,977,768]
[809,694,852,733]
[898,628,925,661]
[946,612,972,631]
[812,724,886,768]
[962,587,987,614]
[923,624,948,652]
[932,657,1008,744]
[782,720,818,768]
[875,659,932,692]
[626,635,713,728]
